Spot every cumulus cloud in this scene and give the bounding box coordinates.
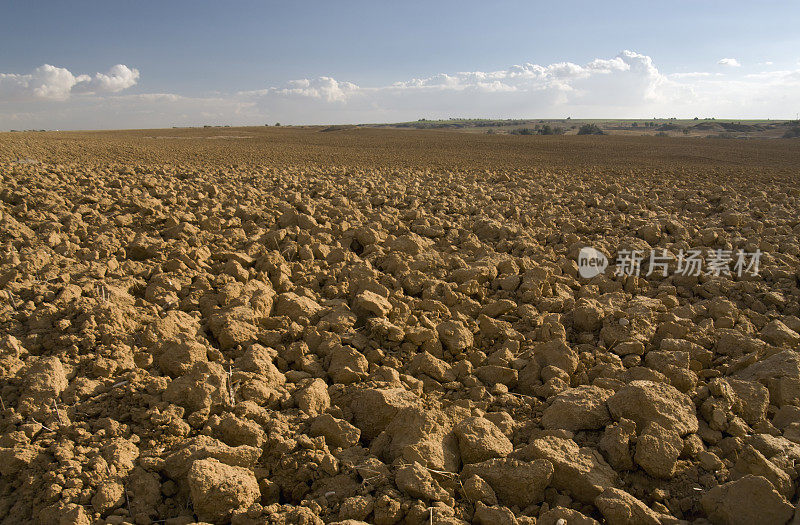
[74,64,140,94]
[235,50,799,122]
[0,64,84,101]
[3,51,800,129]
[239,50,667,114]
[241,76,359,102]
[234,50,673,121]
[0,63,138,102]
[718,58,741,67]
[380,50,659,97]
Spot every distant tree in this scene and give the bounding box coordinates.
[577,123,604,135]
[275,122,281,126]
[632,122,638,127]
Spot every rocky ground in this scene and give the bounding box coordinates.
[1,129,799,524]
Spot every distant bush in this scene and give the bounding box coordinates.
[719,122,758,132]
[656,131,670,137]
[784,126,800,138]
[539,124,566,135]
[509,125,566,136]
[577,123,604,135]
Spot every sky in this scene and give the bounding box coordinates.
[1,0,799,130]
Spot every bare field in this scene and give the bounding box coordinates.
[1,128,800,524]
[3,126,800,173]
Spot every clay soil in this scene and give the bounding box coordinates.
[1,127,799,524]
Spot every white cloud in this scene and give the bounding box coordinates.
[234,50,672,121]
[3,51,800,129]
[0,63,138,102]
[74,64,140,94]
[383,51,656,94]
[718,58,741,67]
[241,76,359,102]
[234,51,798,121]
[0,64,84,101]
[669,72,715,79]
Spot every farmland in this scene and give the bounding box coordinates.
[1,127,799,524]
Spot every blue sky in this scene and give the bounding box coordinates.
[1,0,799,129]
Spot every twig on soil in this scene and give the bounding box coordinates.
[456,476,470,504]
[52,398,66,426]
[281,245,296,262]
[7,292,19,310]
[30,418,55,432]
[399,463,456,478]
[96,284,109,303]
[227,365,236,406]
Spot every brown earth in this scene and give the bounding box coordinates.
[0,127,799,524]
